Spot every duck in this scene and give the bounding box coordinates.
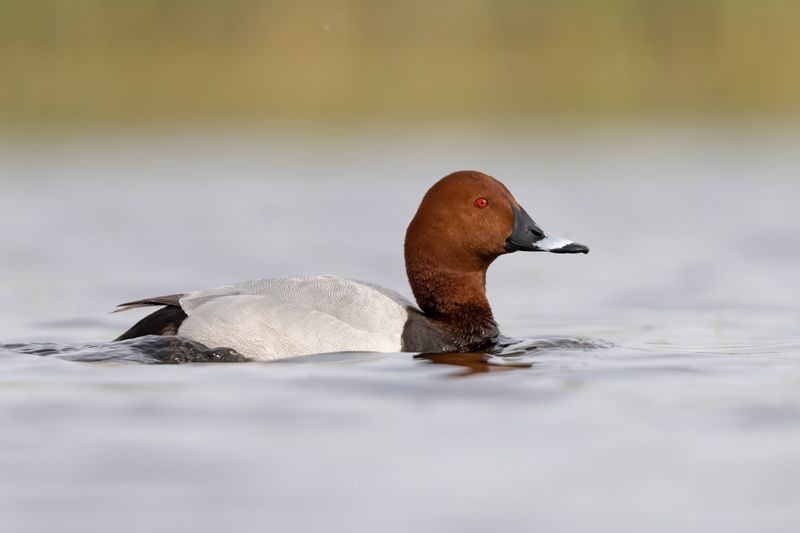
[114,170,588,360]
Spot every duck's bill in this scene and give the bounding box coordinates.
[505,205,589,254]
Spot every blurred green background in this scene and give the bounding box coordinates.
[1,0,799,129]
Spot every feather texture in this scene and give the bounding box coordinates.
[176,276,412,360]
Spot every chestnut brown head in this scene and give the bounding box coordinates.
[405,170,588,273]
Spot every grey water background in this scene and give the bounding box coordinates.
[1,127,799,533]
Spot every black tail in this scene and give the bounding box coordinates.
[113,294,188,341]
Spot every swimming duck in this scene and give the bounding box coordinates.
[114,170,588,359]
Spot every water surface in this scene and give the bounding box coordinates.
[1,129,799,533]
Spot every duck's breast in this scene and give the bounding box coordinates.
[177,276,413,360]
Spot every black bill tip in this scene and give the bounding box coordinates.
[548,242,590,254]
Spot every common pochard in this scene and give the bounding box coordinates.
[115,171,588,359]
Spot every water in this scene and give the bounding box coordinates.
[1,128,799,533]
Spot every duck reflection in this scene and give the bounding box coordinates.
[414,351,532,376]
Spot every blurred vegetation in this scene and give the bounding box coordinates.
[1,0,799,128]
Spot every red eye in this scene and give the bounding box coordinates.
[475,197,489,209]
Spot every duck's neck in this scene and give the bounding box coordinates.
[405,259,499,350]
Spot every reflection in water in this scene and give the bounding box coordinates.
[1,336,249,364]
[492,335,616,355]
[414,336,612,376]
[414,351,533,376]
[2,335,611,374]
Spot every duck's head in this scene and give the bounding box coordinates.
[405,170,588,272]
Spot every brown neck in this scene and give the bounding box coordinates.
[405,256,499,350]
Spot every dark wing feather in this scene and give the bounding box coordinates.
[112,293,188,342]
[113,293,184,313]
